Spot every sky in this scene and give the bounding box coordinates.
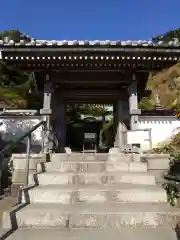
[0,0,180,40]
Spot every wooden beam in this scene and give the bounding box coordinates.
[2,47,180,54]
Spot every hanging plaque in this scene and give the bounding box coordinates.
[84,133,96,140]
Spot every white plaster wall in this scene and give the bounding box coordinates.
[139,116,180,148]
[0,117,43,153]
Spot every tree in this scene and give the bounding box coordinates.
[0,61,40,109]
[152,28,180,43]
[0,29,31,42]
[0,29,40,109]
[138,97,154,109]
[66,104,108,122]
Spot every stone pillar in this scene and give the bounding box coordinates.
[52,90,66,153]
[113,101,128,149]
[113,103,118,148]
[57,101,66,153]
[40,74,52,153]
[128,74,141,130]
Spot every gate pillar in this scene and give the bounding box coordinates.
[40,73,53,153]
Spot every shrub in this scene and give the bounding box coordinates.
[138,97,154,109]
[163,182,180,206]
[152,128,180,154]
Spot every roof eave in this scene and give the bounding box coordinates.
[1,46,180,54]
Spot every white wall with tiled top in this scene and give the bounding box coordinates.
[139,116,180,148]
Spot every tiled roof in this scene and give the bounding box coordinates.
[0,38,180,47]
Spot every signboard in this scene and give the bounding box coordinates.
[84,133,96,140]
[83,132,97,152]
[126,129,151,150]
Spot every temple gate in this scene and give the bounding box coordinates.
[0,39,179,152]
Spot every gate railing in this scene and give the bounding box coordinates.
[0,120,46,189]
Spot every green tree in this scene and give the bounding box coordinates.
[0,29,38,109]
[152,28,180,43]
[0,29,31,42]
[66,104,107,122]
[138,97,154,109]
[0,61,39,108]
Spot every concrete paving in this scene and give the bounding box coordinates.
[3,202,180,229]
[0,196,17,239]
[39,160,148,173]
[5,228,178,240]
[0,197,16,226]
[51,153,109,162]
[31,171,156,185]
[21,183,167,204]
[3,153,179,240]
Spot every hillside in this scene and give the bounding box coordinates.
[139,28,180,110]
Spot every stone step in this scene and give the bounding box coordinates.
[29,172,76,185]
[51,153,109,162]
[38,160,147,173]
[30,171,156,186]
[76,172,155,185]
[4,228,178,240]
[21,184,167,204]
[38,161,106,173]
[3,202,180,229]
[0,228,11,239]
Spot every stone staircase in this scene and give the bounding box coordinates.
[2,153,180,239]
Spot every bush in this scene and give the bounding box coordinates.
[172,153,180,159]
[151,146,174,154]
[138,97,154,109]
[152,128,180,154]
[163,182,180,206]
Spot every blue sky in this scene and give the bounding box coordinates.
[0,0,179,40]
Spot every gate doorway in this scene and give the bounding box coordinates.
[65,104,113,153]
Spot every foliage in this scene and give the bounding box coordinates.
[138,97,154,109]
[172,103,180,113]
[146,29,180,109]
[171,132,180,146]
[151,146,174,154]
[172,153,180,160]
[66,104,107,122]
[0,29,31,42]
[152,28,180,43]
[0,29,21,42]
[0,61,40,108]
[163,182,180,206]
[103,119,113,131]
[8,156,13,177]
[0,29,41,109]
[153,63,180,106]
[81,104,106,116]
[151,127,180,154]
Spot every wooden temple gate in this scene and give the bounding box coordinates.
[0,39,180,152]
